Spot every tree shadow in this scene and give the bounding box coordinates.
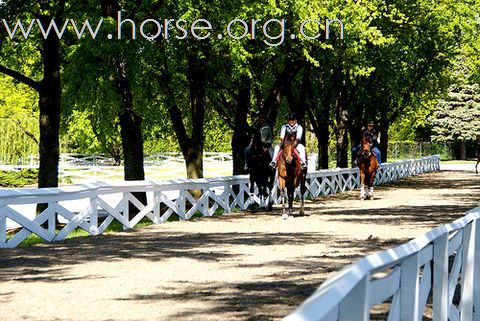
[0,170,478,320]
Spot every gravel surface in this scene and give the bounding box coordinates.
[1,170,479,321]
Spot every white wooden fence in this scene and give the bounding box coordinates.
[284,206,480,321]
[8,152,234,167]
[0,156,439,248]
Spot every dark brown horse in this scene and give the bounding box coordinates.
[277,132,307,219]
[248,139,275,211]
[357,136,379,200]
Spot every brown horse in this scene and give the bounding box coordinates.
[277,132,307,219]
[357,136,379,200]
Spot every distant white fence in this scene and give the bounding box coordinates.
[0,156,439,248]
[284,206,480,321]
[0,152,234,184]
[7,152,233,167]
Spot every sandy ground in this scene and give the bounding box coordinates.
[1,170,479,321]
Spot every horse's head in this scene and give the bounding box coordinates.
[360,137,372,159]
[282,132,297,165]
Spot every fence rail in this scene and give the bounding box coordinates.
[0,156,439,248]
[1,152,233,167]
[284,205,480,321]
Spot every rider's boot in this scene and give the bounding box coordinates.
[269,161,277,169]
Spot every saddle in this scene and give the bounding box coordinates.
[276,148,301,162]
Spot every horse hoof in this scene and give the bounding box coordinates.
[282,213,288,220]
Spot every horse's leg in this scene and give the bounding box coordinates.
[248,174,255,210]
[281,190,288,219]
[368,177,374,200]
[365,174,371,200]
[359,170,365,200]
[299,174,306,216]
[476,160,479,174]
[287,186,294,216]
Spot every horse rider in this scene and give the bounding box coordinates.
[244,111,273,171]
[269,112,307,170]
[351,120,382,167]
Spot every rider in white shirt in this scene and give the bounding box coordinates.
[269,112,307,170]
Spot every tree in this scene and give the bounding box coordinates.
[431,84,480,159]
[0,0,67,188]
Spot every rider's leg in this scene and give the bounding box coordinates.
[268,145,274,158]
[351,145,360,167]
[244,146,251,170]
[296,144,307,169]
[372,147,381,164]
[270,144,281,168]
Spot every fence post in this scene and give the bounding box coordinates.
[89,196,98,235]
[473,219,480,321]
[400,253,421,321]
[433,232,449,321]
[0,208,6,246]
[461,221,475,321]
[339,273,370,321]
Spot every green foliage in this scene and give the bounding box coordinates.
[0,75,39,164]
[1,0,480,172]
[0,168,38,187]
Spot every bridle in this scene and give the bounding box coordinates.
[282,135,296,165]
[360,140,372,160]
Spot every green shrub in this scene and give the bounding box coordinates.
[0,169,38,187]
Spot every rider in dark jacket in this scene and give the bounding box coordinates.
[351,121,382,166]
[244,112,273,171]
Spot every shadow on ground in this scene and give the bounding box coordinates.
[1,170,479,320]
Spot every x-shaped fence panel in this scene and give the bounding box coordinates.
[1,156,440,248]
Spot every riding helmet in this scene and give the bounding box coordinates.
[367,120,375,126]
[287,112,297,120]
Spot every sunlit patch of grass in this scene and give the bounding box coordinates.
[7,203,241,248]
[9,217,156,247]
[0,169,38,187]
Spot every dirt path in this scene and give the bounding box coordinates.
[1,171,479,321]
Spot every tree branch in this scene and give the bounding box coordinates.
[0,117,39,145]
[0,64,40,91]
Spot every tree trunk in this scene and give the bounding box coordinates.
[334,76,349,168]
[119,109,144,181]
[460,140,466,160]
[37,17,61,189]
[263,59,303,126]
[232,76,251,176]
[379,121,389,163]
[101,0,146,216]
[183,54,207,179]
[304,69,330,170]
[101,0,145,182]
[115,62,145,181]
[116,70,146,217]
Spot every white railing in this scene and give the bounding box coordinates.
[0,152,235,184]
[4,152,234,167]
[284,206,480,321]
[0,156,439,248]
